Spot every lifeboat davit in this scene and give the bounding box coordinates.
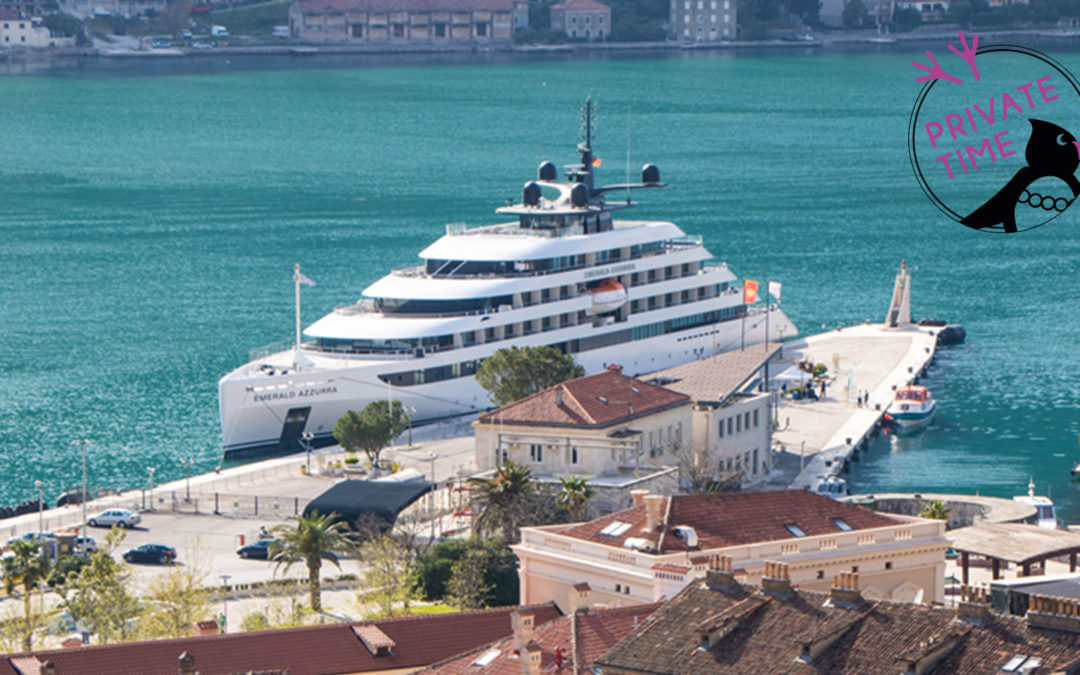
[587,278,628,315]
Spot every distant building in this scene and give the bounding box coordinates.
[549,0,610,41]
[669,0,734,42]
[58,0,167,19]
[894,0,948,21]
[473,364,691,516]
[289,0,527,43]
[820,0,894,27]
[514,489,949,612]
[597,568,1080,674]
[0,12,74,47]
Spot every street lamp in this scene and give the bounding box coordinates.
[182,457,194,501]
[426,452,439,541]
[34,480,44,534]
[407,406,417,447]
[73,439,91,536]
[147,467,155,511]
[302,431,315,474]
[220,574,232,633]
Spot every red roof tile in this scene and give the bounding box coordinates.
[0,604,561,675]
[295,0,513,13]
[477,365,690,430]
[421,603,659,674]
[555,490,900,553]
[552,0,610,10]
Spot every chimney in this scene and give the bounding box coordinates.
[630,489,650,508]
[512,611,535,653]
[194,620,220,636]
[761,561,792,598]
[40,662,56,675]
[956,585,989,624]
[607,363,623,373]
[568,582,591,614]
[644,495,665,533]
[178,651,196,675]
[829,572,862,607]
[521,641,543,675]
[705,554,737,592]
[1027,594,1080,634]
[555,388,564,406]
[60,635,83,649]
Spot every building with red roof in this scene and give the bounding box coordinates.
[0,603,561,675]
[513,489,949,613]
[288,0,528,43]
[550,0,610,41]
[473,365,692,517]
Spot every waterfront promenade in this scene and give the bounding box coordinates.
[773,322,939,491]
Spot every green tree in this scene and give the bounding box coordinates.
[555,476,594,522]
[893,6,921,30]
[269,512,353,613]
[42,13,88,45]
[476,346,584,407]
[334,400,410,475]
[240,611,270,632]
[1,539,53,650]
[135,560,212,639]
[842,0,869,26]
[57,529,142,644]
[919,499,951,523]
[416,537,519,607]
[446,549,494,609]
[470,460,537,542]
[356,533,417,618]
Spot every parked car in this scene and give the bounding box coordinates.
[87,509,141,529]
[151,40,172,49]
[236,538,276,560]
[123,544,176,565]
[5,532,54,548]
[73,536,98,554]
[178,29,193,39]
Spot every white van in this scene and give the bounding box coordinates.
[272,25,289,38]
[211,25,228,37]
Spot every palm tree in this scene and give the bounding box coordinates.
[2,539,53,650]
[556,476,594,522]
[469,460,536,542]
[919,499,951,524]
[269,512,353,613]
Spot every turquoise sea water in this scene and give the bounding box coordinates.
[1,48,1078,518]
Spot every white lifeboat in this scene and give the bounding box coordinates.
[587,278,628,315]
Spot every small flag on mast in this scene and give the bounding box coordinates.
[294,266,316,287]
[768,280,782,302]
[743,280,759,304]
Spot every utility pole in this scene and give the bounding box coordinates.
[34,480,44,534]
[73,439,91,536]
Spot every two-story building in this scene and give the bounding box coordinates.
[0,12,74,47]
[289,0,526,43]
[669,0,734,42]
[513,489,949,613]
[473,364,691,516]
[549,0,610,41]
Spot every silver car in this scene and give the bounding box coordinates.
[87,509,141,529]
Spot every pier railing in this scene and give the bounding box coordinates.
[162,491,311,519]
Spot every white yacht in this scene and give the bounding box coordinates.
[218,101,797,458]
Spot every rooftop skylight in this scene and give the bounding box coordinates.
[832,518,853,531]
[784,524,808,538]
[1000,655,1042,673]
[599,521,632,537]
[472,649,501,667]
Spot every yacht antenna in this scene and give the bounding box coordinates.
[625,106,632,205]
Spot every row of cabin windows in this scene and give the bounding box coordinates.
[375,307,739,387]
[717,408,759,438]
[423,240,672,278]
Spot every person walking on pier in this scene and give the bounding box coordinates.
[820,380,827,399]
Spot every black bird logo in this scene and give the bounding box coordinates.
[961,119,1080,233]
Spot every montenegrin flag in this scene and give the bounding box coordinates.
[592,157,602,167]
[743,279,759,304]
[768,280,782,302]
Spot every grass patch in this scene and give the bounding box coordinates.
[407,603,457,615]
[209,1,289,36]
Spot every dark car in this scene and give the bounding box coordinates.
[236,538,275,560]
[123,544,176,565]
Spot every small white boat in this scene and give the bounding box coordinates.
[1014,478,1057,529]
[586,278,628,315]
[884,384,936,430]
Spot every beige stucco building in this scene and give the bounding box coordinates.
[0,13,74,47]
[289,0,525,43]
[513,489,949,613]
[549,0,610,41]
[669,0,734,42]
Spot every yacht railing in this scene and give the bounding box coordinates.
[247,339,296,362]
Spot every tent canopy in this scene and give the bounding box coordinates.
[303,479,434,528]
[772,366,813,385]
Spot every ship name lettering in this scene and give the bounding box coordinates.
[585,262,635,279]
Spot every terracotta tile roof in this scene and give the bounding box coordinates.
[551,0,610,10]
[0,603,561,675]
[555,490,900,553]
[476,365,690,430]
[421,603,660,674]
[296,0,514,14]
[0,9,18,19]
[595,584,1080,674]
[645,346,780,404]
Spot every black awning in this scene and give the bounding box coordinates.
[303,479,434,528]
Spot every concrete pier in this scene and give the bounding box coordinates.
[773,321,939,491]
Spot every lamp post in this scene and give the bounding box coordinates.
[73,439,91,536]
[183,457,194,501]
[34,480,44,534]
[302,431,315,474]
[220,574,232,633]
[426,452,438,541]
[407,406,417,447]
[147,467,156,511]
